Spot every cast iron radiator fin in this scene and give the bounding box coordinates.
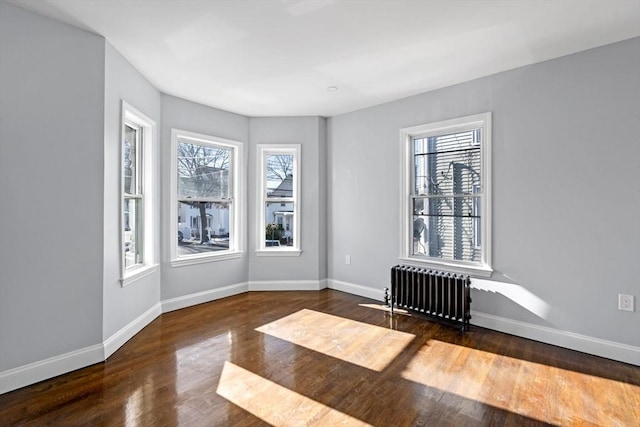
[389,265,471,332]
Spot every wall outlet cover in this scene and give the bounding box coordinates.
[618,294,634,312]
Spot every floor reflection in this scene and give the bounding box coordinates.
[2,290,638,426]
[124,387,144,427]
[175,331,232,394]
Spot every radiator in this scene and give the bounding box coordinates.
[389,265,471,332]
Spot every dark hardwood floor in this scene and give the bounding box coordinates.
[1,290,638,426]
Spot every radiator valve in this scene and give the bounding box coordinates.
[383,287,390,307]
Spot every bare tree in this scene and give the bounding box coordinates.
[177,142,230,243]
[266,154,293,187]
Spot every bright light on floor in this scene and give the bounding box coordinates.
[216,361,372,427]
[400,340,639,425]
[256,309,414,371]
[358,303,409,314]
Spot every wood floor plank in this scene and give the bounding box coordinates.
[0,290,638,426]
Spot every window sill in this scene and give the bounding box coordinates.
[398,257,493,278]
[121,264,159,287]
[171,251,243,268]
[255,249,302,257]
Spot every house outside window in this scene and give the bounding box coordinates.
[121,101,157,285]
[171,129,244,265]
[400,112,492,276]
[256,144,301,256]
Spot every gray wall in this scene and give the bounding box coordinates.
[318,118,328,281]
[327,37,640,346]
[0,2,105,370]
[1,0,637,384]
[160,95,250,300]
[103,42,162,340]
[248,117,328,283]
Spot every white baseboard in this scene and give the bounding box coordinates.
[0,283,249,394]
[0,344,104,394]
[326,278,639,366]
[326,279,385,301]
[161,282,249,313]
[471,311,640,366]
[0,303,163,395]
[103,303,162,359]
[249,279,326,291]
[4,278,636,395]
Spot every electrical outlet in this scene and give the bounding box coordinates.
[345,255,351,265]
[618,294,634,312]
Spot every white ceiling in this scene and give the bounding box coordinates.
[8,0,640,117]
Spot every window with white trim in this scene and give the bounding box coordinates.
[256,144,301,256]
[400,112,492,275]
[171,129,244,265]
[121,101,156,284]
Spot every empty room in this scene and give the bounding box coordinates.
[0,0,639,425]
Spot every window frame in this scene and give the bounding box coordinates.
[170,129,245,266]
[256,144,301,256]
[399,112,492,277]
[120,100,158,286]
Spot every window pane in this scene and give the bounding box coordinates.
[414,130,480,196]
[177,141,230,199]
[124,197,142,269]
[123,125,138,195]
[177,201,230,256]
[266,154,294,198]
[413,197,480,262]
[265,201,294,247]
[473,185,481,247]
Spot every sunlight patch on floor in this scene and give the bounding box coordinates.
[400,339,640,426]
[357,303,409,315]
[256,309,414,371]
[216,361,372,427]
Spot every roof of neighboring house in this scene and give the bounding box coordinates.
[268,174,293,198]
